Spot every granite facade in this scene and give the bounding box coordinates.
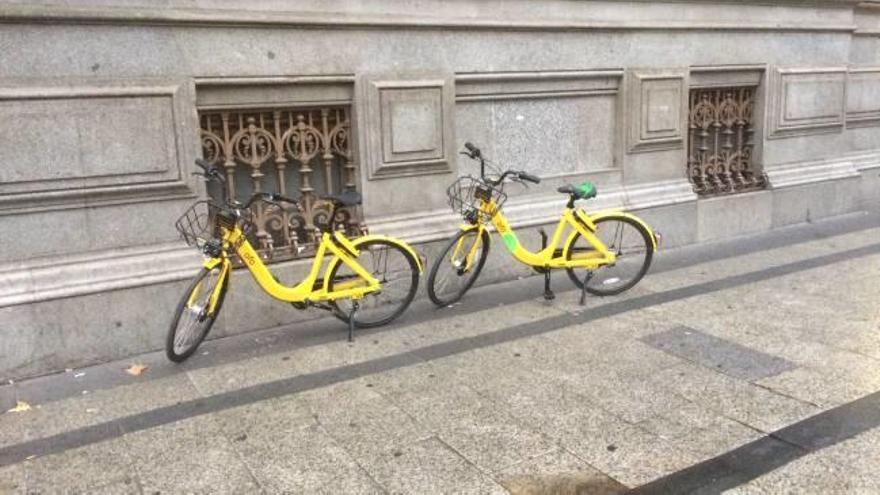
[0,0,878,378]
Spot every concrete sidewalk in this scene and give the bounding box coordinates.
[1,212,880,494]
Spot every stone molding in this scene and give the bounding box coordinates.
[455,70,622,102]
[365,176,697,245]
[3,150,874,308]
[194,75,354,110]
[764,153,866,188]
[625,68,688,154]
[846,67,880,128]
[0,4,859,33]
[689,65,765,88]
[767,67,848,139]
[0,80,198,215]
[849,150,880,171]
[357,73,456,180]
[0,243,199,308]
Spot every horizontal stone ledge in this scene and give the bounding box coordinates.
[0,243,200,308]
[765,152,878,189]
[0,4,859,33]
[193,75,356,87]
[366,178,697,245]
[0,181,196,217]
[455,70,622,101]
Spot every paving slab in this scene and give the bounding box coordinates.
[432,404,558,474]
[650,363,819,433]
[493,448,627,495]
[0,464,24,494]
[355,436,507,494]
[641,326,796,381]
[23,437,135,494]
[636,401,763,459]
[313,394,430,459]
[217,405,377,494]
[124,415,262,494]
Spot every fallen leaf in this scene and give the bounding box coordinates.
[125,364,148,376]
[7,401,31,413]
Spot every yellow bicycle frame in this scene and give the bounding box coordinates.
[453,199,656,271]
[199,226,422,314]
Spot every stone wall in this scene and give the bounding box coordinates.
[1,0,878,378]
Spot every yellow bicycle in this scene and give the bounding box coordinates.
[167,159,422,362]
[427,142,658,306]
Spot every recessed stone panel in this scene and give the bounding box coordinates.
[645,86,680,134]
[0,96,174,185]
[358,74,455,180]
[383,88,443,159]
[626,69,687,153]
[783,79,844,121]
[0,82,196,214]
[846,67,880,127]
[768,67,846,138]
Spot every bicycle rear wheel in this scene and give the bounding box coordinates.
[328,239,420,328]
[166,265,228,362]
[427,228,490,307]
[565,214,653,296]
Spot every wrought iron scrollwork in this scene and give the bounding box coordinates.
[687,87,766,197]
[198,106,363,262]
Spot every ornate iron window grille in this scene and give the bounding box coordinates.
[198,106,363,261]
[687,87,766,196]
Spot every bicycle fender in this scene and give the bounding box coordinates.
[587,210,658,251]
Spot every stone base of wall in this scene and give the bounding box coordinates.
[2,153,879,380]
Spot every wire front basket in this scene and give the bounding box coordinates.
[446,176,507,223]
[174,201,226,250]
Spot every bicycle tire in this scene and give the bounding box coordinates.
[565,214,653,296]
[427,228,490,307]
[327,238,420,328]
[166,266,228,362]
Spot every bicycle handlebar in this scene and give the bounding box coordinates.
[518,172,541,184]
[194,158,226,184]
[460,143,541,185]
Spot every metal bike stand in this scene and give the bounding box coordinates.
[539,229,555,300]
[347,300,360,342]
[579,272,593,306]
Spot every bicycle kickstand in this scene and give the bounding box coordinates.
[579,272,593,306]
[544,272,555,300]
[347,301,360,343]
[539,228,555,301]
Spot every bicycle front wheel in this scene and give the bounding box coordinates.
[427,228,490,307]
[166,265,228,362]
[565,214,653,296]
[328,239,420,328]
